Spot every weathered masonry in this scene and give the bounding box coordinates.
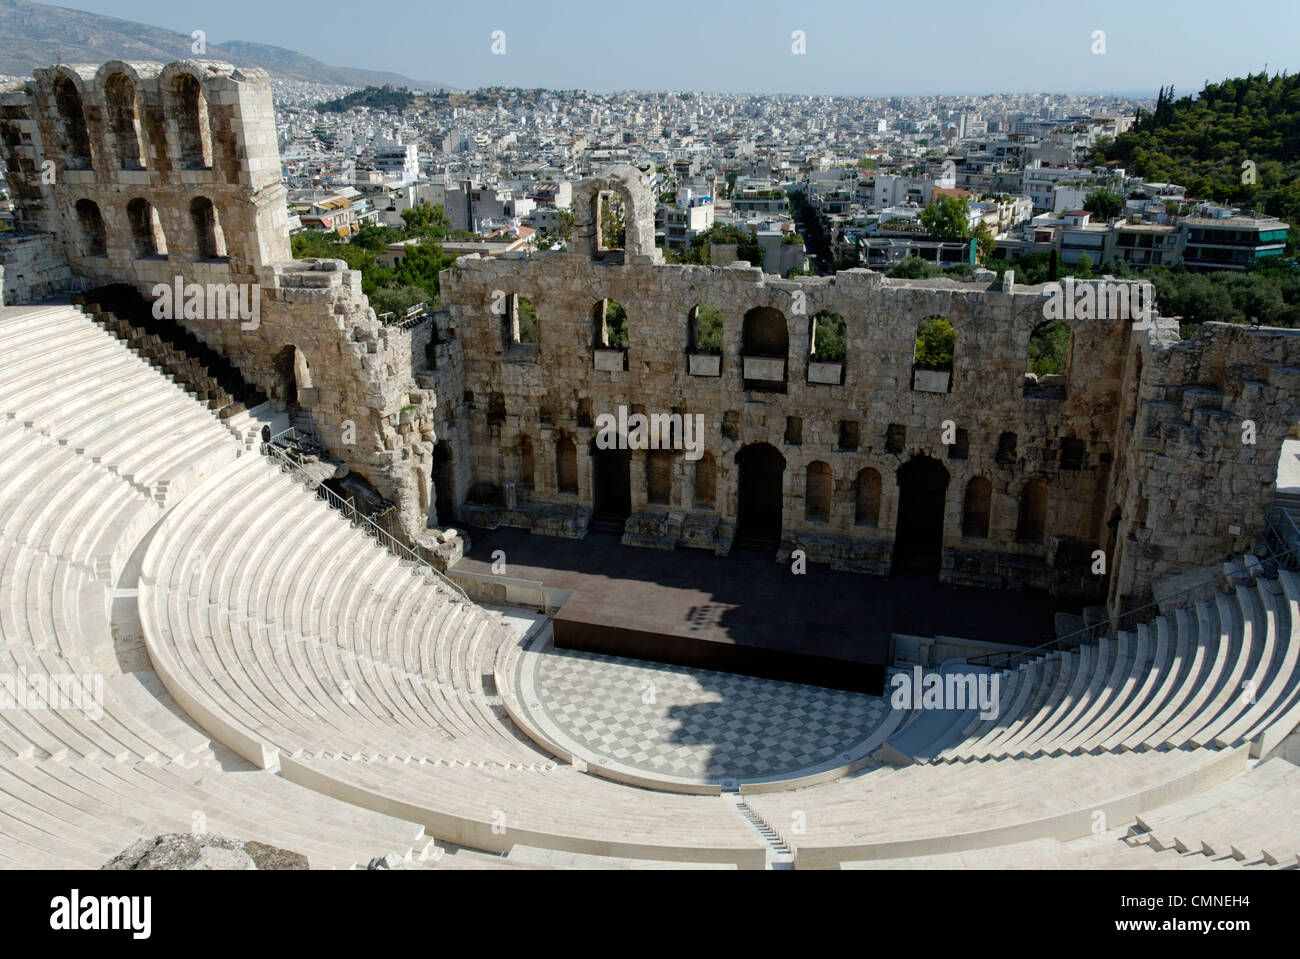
[437,167,1300,614]
[3,67,1299,616]
[0,60,443,549]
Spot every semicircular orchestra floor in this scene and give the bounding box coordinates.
[515,631,892,788]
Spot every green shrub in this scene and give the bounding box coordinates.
[913,315,954,369]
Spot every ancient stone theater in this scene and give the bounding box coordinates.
[0,59,1297,869]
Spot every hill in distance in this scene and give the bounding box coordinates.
[0,0,451,89]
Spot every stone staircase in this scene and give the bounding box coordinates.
[73,285,267,422]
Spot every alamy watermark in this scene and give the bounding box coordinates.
[151,276,260,330]
[1042,277,1154,325]
[890,666,1000,720]
[0,667,103,720]
[594,405,706,461]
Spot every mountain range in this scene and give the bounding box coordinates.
[0,0,450,89]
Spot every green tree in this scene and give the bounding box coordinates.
[974,221,997,263]
[810,310,846,361]
[913,316,955,369]
[693,304,723,352]
[889,255,943,279]
[919,195,972,241]
[353,225,399,252]
[1028,320,1072,376]
[400,201,450,239]
[1083,188,1124,220]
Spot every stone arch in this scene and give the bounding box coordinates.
[693,452,716,509]
[855,467,881,526]
[169,71,212,169]
[1016,477,1049,543]
[742,306,788,390]
[571,165,656,259]
[963,476,992,538]
[74,199,106,256]
[52,73,92,169]
[688,302,723,354]
[1026,319,1073,399]
[190,196,227,259]
[555,436,578,494]
[127,198,167,258]
[103,72,144,169]
[805,461,832,521]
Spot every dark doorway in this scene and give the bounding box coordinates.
[590,442,631,533]
[735,443,785,551]
[893,455,949,574]
[272,345,297,410]
[432,440,455,526]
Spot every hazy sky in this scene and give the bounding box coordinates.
[54,0,1300,96]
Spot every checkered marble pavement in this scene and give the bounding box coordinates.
[529,646,890,782]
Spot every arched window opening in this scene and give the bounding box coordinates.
[105,73,144,169]
[54,76,92,169]
[855,468,881,526]
[173,73,212,169]
[74,199,106,256]
[127,198,167,258]
[190,197,227,260]
[742,306,788,391]
[809,310,846,384]
[805,461,832,522]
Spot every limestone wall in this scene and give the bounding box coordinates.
[1109,322,1300,607]
[0,60,438,546]
[440,254,1144,598]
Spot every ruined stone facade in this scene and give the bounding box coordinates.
[3,63,1298,615]
[439,168,1300,614]
[0,61,442,545]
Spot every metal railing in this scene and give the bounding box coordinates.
[259,439,470,604]
[969,534,1300,671]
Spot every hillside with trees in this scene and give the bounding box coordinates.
[1094,73,1300,234]
[316,85,417,113]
